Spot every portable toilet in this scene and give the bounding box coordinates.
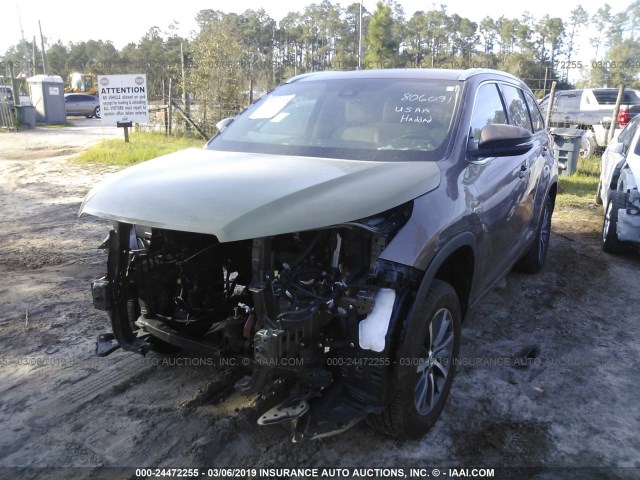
[27,75,65,123]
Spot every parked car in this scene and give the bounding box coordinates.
[597,113,640,253]
[80,68,557,440]
[64,93,100,118]
[540,88,640,159]
[0,85,14,107]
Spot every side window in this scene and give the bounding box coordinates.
[501,84,533,131]
[524,92,545,132]
[468,83,507,150]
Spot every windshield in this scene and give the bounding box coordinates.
[206,77,461,161]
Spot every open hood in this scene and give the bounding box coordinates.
[80,148,441,242]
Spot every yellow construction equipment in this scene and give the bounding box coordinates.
[65,72,98,94]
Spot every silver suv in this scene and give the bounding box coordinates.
[82,68,558,440]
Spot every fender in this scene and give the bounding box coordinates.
[411,231,479,324]
[373,232,478,403]
[387,232,477,392]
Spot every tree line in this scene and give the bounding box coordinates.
[2,0,638,133]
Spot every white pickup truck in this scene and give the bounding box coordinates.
[540,88,640,158]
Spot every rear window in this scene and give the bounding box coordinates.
[593,89,640,105]
[555,93,580,110]
[524,92,545,132]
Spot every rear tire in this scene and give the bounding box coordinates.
[368,279,461,439]
[580,130,596,159]
[93,106,101,119]
[602,190,626,253]
[515,195,553,273]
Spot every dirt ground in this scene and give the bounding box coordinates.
[0,120,639,480]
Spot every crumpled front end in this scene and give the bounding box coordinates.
[616,169,640,242]
[91,202,422,440]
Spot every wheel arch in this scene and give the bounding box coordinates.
[618,166,636,192]
[548,181,558,208]
[610,159,628,190]
[416,232,478,323]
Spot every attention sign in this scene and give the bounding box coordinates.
[98,74,149,125]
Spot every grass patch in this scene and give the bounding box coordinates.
[557,155,601,209]
[574,156,601,177]
[555,155,603,235]
[40,122,74,128]
[73,131,204,166]
[558,174,599,207]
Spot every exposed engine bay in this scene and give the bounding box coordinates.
[92,202,421,439]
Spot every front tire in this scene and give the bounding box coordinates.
[369,279,461,439]
[595,179,603,205]
[602,190,626,253]
[93,106,101,119]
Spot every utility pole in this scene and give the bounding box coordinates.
[358,0,363,70]
[38,21,47,75]
[180,42,191,133]
[17,7,31,77]
[32,37,37,75]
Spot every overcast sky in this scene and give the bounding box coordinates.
[1,0,631,60]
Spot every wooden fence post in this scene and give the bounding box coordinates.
[168,78,173,137]
[608,85,625,145]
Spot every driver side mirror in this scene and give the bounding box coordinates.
[215,116,235,131]
[469,124,533,158]
[610,142,624,155]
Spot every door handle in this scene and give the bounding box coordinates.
[518,164,528,178]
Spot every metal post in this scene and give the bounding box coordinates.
[117,121,132,143]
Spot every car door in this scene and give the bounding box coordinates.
[464,82,532,291]
[500,83,549,243]
[65,94,81,115]
[78,95,93,115]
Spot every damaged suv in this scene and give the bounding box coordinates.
[81,69,557,440]
[598,113,640,252]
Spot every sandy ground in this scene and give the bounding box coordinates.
[0,120,639,480]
